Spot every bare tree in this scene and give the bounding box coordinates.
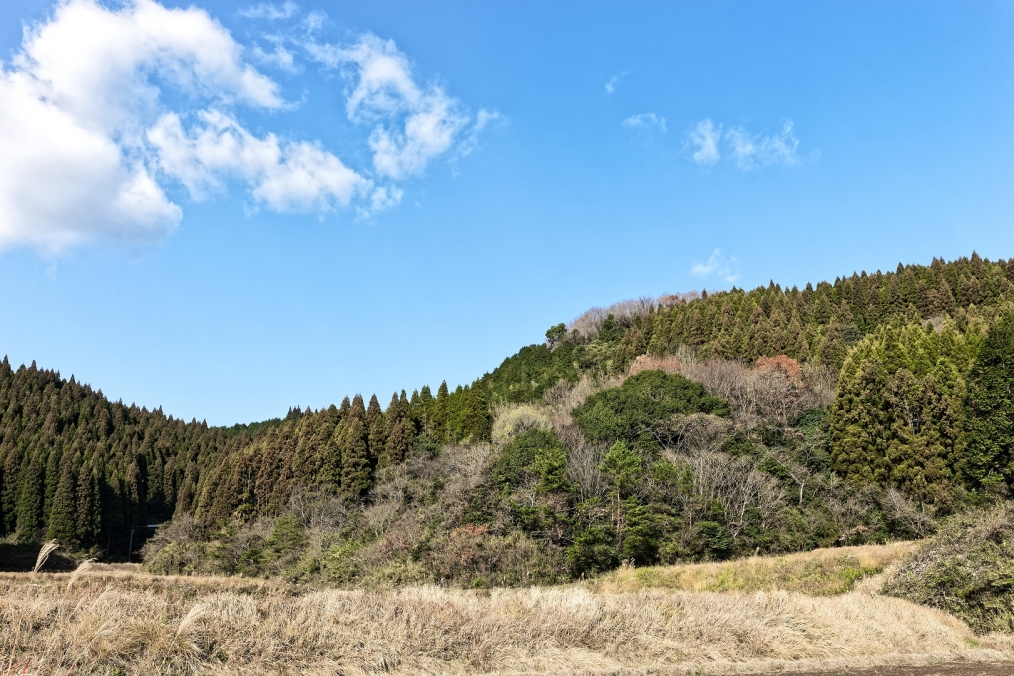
[566,441,606,501]
[672,450,785,540]
[884,487,936,538]
[286,486,355,533]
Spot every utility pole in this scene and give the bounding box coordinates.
[127,526,135,563]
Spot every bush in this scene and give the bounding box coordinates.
[883,502,1014,634]
[491,404,552,450]
[573,370,730,447]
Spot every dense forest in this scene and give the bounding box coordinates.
[3,253,1014,584]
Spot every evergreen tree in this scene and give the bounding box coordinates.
[434,381,450,440]
[964,311,1014,487]
[340,396,372,498]
[76,462,100,545]
[383,419,411,467]
[1,445,20,535]
[47,452,78,544]
[459,386,492,442]
[818,318,848,372]
[17,454,45,537]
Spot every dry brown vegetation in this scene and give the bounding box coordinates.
[3,545,1014,675]
[591,542,919,596]
[629,349,836,425]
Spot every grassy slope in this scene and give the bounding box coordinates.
[3,543,1012,675]
[591,542,919,596]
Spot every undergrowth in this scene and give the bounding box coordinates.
[884,502,1014,634]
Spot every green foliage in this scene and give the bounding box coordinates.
[545,323,567,348]
[964,311,1014,488]
[265,515,306,555]
[488,429,568,491]
[602,441,642,496]
[884,503,1014,634]
[574,370,730,446]
[567,525,618,576]
[830,320,980,506]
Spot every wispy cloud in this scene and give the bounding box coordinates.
[685,119,802,171]
[726,122,799,170]
[604,72,627,94]
[622,112,667,133]
[691,249,739,284]
[239,1,298,20]
[307,32,496,181]
[687,119,721,166]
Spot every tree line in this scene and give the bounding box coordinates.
[0,360,489,554]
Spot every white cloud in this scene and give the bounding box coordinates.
[239,1,299,20]
[308,33,488,180]
[687,119,721,166]
[0,0,492,253]
[0,0,287,252]
[622,112,667,133]
[604,71,627,94]
[251,43,298,72]
[456,109,504,159]
[691,248,739,284]
[148,110,370,212]
[367,185,404,214]
[726,121,800,170]
[685,119,802,171]
[0,70,180,252]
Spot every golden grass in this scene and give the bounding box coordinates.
[2,544,1013,676]
[591,542,921,596]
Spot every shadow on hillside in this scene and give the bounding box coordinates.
[0,543,78,572]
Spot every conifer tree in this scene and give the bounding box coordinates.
[964,311,1014,488]
[76,463,100,545]
[434,381,450,440]
[43,447,60,520]
[819,318,848,372]
[340,396,372,498]
[1,445,20,535]
[17,455,44,537]
[47,452,78,544]
[458,385,492,442]
[383,419,410,467]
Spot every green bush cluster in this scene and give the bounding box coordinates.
[884,503,1014,634]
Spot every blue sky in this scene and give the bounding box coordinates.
[1,0,1012,425]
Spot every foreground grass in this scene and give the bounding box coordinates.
[2,544,1013,675]
[592,542,920,596]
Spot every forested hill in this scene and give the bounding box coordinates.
[482,253,1011,403]
[2,252,1014,561]
[0,361,491,555]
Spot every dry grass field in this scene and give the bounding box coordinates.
[2,544,1013,675]
[591,542,921,596]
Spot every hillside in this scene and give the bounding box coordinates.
[3,253,1014,584]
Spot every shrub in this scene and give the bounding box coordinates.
[573,370,730,447]
[491,404,552,450]
[883,502,1014,634]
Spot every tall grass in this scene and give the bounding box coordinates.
[2,552,1011,675]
